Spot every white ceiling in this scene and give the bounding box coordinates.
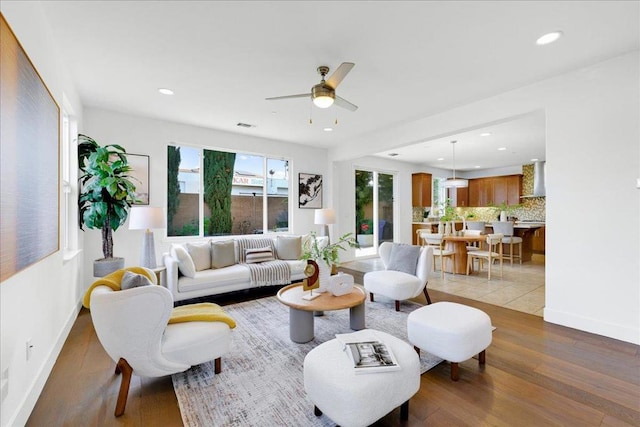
[38,1,639,171]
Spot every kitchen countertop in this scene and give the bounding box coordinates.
[412,221,545,229]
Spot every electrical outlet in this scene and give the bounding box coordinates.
[26,339,33,361]
[1,368,8,402]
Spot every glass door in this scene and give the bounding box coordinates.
[355,169,395,257]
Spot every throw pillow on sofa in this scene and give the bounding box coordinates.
[245,246,275,264]
[276,235,301,260]
[212,240,236,268]
[170,244,197,278]
[186,242,212,271]
[121,271,154,289]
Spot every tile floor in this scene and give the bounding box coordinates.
[342,255,546,316]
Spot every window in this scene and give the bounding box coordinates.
[167,145,290,237]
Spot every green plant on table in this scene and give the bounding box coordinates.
[439,198,458,222]
[301,231,358,266]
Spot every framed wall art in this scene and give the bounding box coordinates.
[0,14,60,282]
[127,153,150,205]
[298,173,322,209]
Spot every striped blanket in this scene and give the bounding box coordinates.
[236,238,291,287]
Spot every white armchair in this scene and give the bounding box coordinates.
[364,242,433,311]
[87,268,232,416]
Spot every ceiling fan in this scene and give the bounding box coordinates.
[266,62,358,111]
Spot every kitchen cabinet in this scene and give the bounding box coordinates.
[447,186,469,207]
[412,173,432,207]
[468,175,522,207]
[532,226,546,254]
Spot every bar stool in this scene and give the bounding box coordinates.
[491,221,522,265]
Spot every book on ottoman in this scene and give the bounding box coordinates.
[336,332,400,374]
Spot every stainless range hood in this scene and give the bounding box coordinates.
[521,161,546,198]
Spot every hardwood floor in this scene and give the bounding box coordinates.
[27,289,640,426]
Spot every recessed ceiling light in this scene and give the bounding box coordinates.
[531,158,539,162]
[323,127,333,132]
[498,147,507,151]
[480,132,491,137]
[158,88,174,95]
[474,165,481,168]
[437,157,444,161]
[536,31,563,46]
[388,153,398,157]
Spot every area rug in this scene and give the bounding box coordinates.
[172,296,442,427]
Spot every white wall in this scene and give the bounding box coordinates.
[0,4,84,426]
[331,51,640,344]
[82,108,328,288]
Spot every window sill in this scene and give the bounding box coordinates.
[63,249,82,264]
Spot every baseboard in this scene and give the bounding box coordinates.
[9,299,82,426]
[544,307,640,345]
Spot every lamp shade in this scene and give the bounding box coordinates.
[314,208,336,225]
[129,207,165,230]
[442,178,469,188]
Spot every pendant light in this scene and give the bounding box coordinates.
[443,140,468,188]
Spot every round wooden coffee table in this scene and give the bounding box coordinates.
[276,283,366,343]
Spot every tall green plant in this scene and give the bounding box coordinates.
[167,146,181,234]
[78,134,137,260]
[203,149,236,235]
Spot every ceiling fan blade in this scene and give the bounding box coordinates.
[335,95,358,112]
[326,62,355,89]
[265,93,310,101]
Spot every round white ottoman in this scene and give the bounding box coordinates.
[407,301,492,381]
[303,329,420,427]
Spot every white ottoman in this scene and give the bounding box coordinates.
[303,329,420,427]
[407,301,492,381]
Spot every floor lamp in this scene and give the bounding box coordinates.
[314,208,336,244]
[128,206,165,269]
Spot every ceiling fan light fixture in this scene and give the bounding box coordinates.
[312,83,335,108]
[313,95,334,108]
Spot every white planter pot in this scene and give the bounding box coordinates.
[357,234,374,248]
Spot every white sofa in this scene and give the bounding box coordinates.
[163,234,325,302]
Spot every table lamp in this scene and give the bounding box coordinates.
[128,206,165,269]
[314,208,336,243]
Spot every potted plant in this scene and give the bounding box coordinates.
[490,201,521,221]
[78,134,138,276]
[356,219,374,248]
[302,231,358,291]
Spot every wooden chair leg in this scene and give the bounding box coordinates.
[395,300,400,311]
[423,287,432,304]
[519,242,522,264]
[115,358,133,417]
[510,242,514,266]
[400,400,409,421]
[369,293,374,302]
[450,362,459,381]
[214,357,222,374]
[478,350,486,365]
